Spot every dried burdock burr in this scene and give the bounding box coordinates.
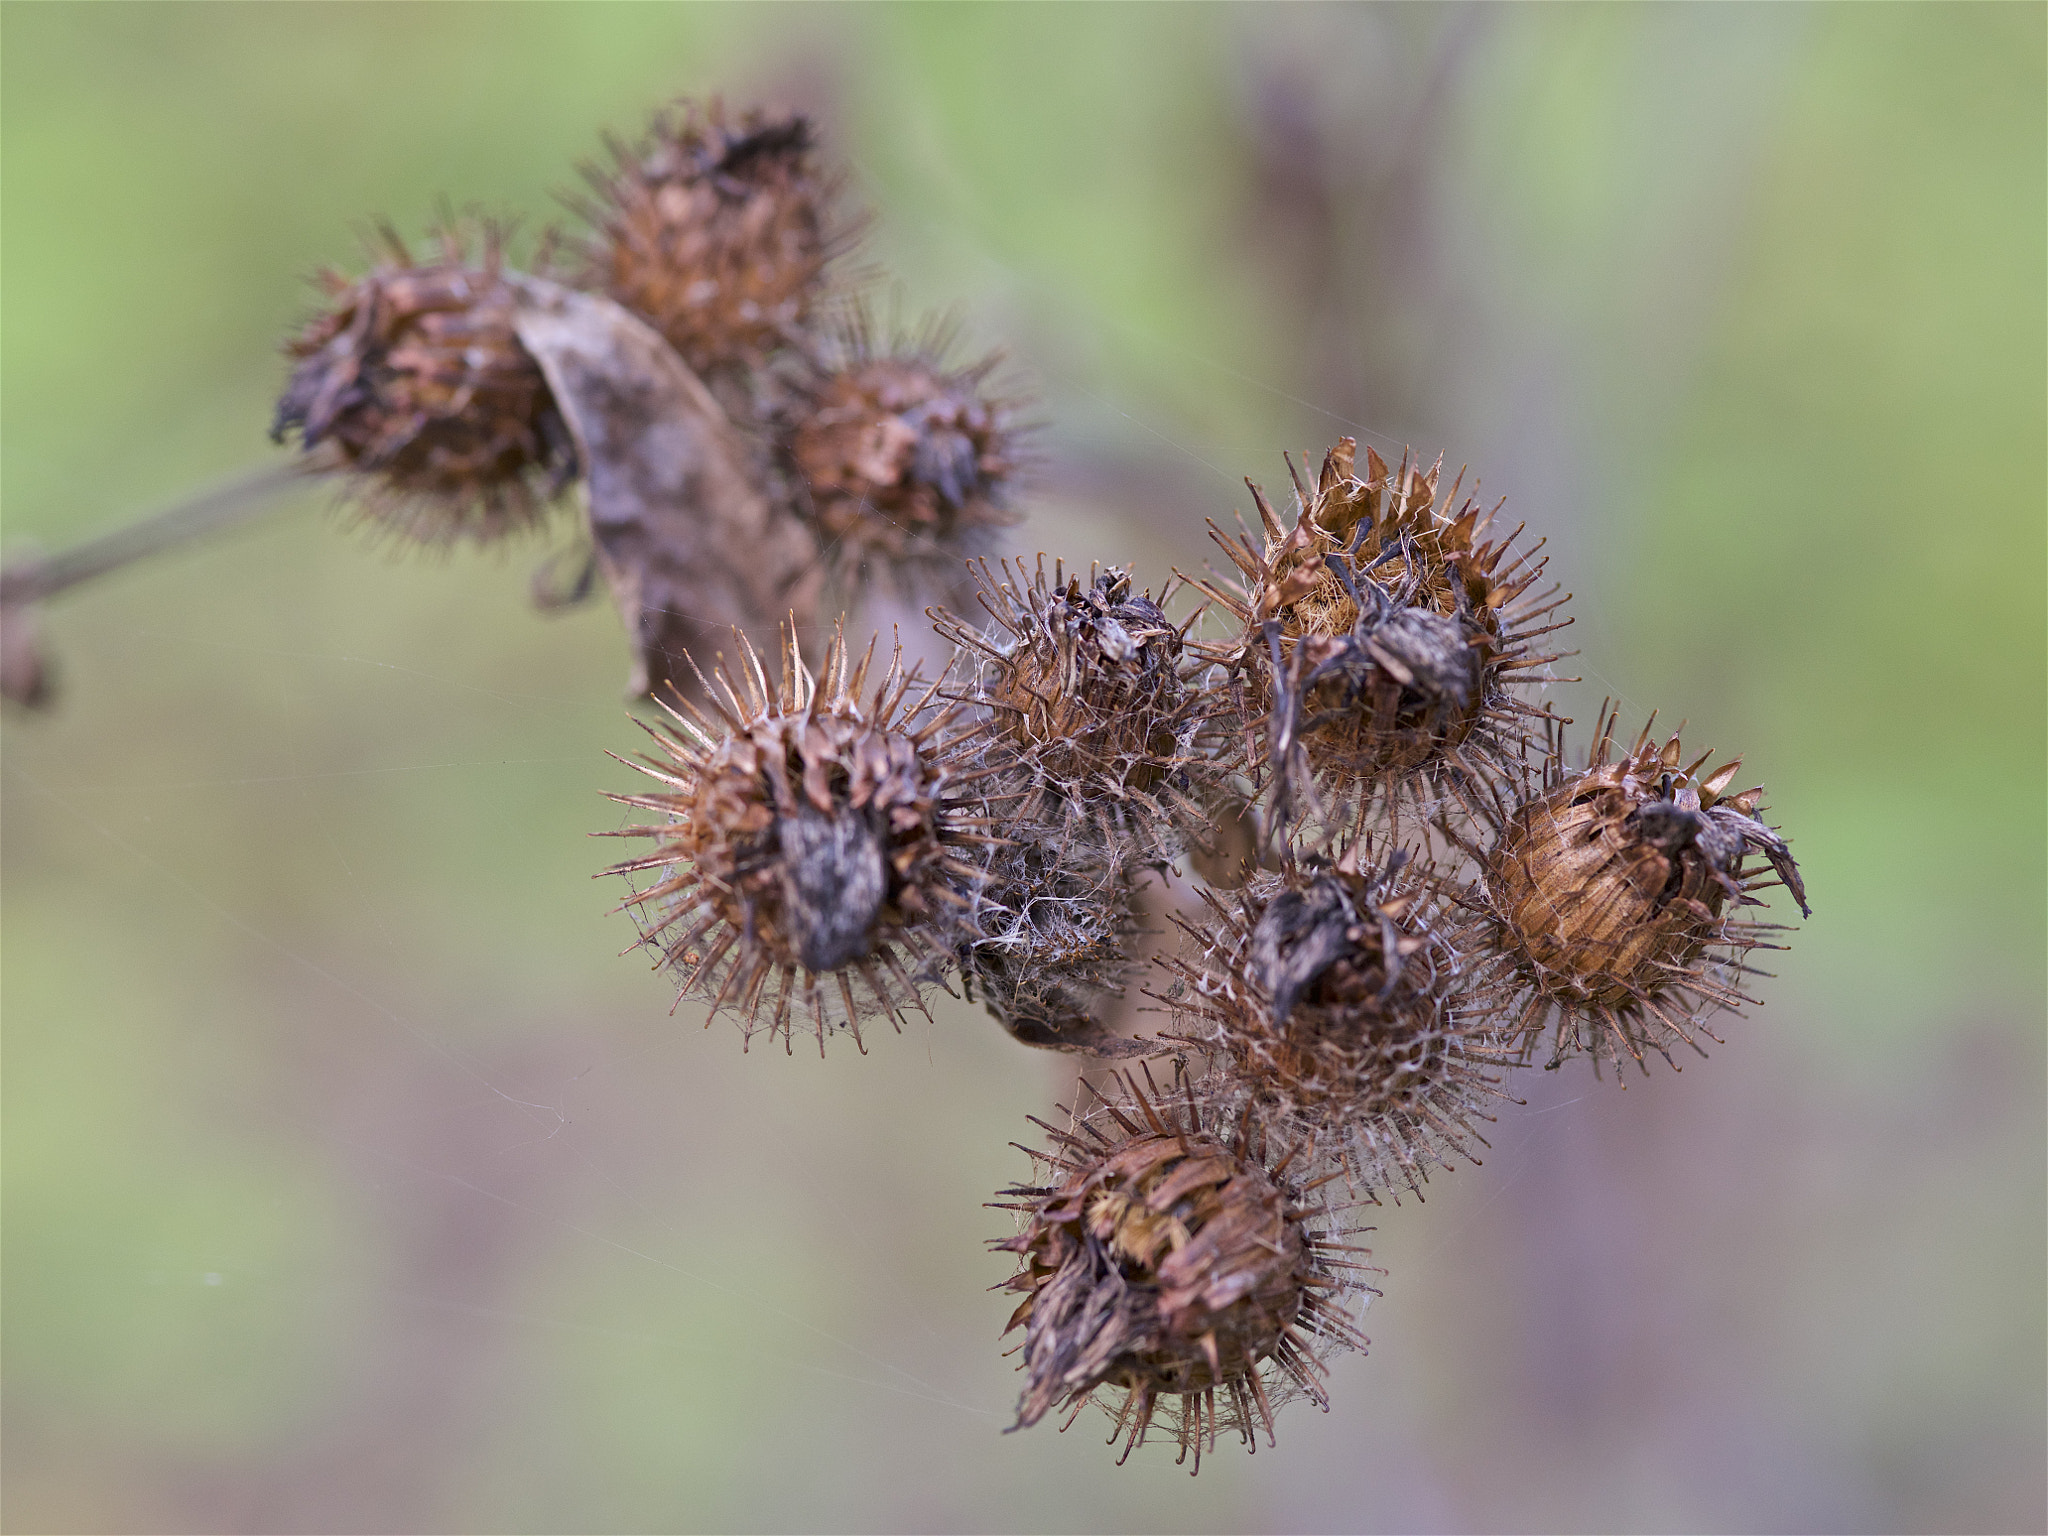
[1195,437,1572,838]
[934,559,1214,861]
[993,1065,1374,1472]
[566,100,851,383]
[1455,701,1809,1077]
[1159,843,1503,1198]
[600,622,990,1054]
[272,219,575,546]
[960,843,1157,1059]
[788,321,1022,597]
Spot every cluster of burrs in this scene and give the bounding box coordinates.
[595,441,1808,1471]
[256,98,1808,1472]
[271,98,1020,703]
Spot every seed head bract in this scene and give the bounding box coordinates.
[602,622,990,1055]
[993,1066,1375,1472]
[566,100,852,381]
[1195,437,1572,840]
[790,321,1023,597]
[935,559,1219,865]
[1453,702,1808,1078]
[273,219,573,545]
[1160,842,1506,1198]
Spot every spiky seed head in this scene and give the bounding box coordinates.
[568,101,846,378]
[994,1067,1373,1472]
[1160,844,1501,1197]
[790,332,1021,587]
[272,220,573,544]
[1193,437,1572,833]
[1468,702,1809,1076]
[603,623,985,1055]
[936,559,1209,857]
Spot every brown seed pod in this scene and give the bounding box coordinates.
[934,559,1216,861]
[272,220,574,545]
[1159,844,1503,1198]
[1193,437,1573,839]
[601,622,989,1054]
[1456,702,1809,1077]
[788,322,1022,595]
[993,1066,1374,1472]
[960,843,1158,1059]
[566,100,850,381]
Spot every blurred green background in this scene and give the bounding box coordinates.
[4,5,2042,1532]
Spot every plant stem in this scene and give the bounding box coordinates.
[0,459,309,606]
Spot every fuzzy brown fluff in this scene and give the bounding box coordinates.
[567,101,848,380]
[1195,437,1572,838]
[993,1068,1373,1472]
[602,624,988,1054]
[1455,702,1808,1077]
[1160,846,1502,1198]
[960,844,1156,1058]
[272,221,573,544]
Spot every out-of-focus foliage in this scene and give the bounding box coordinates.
[4,5,2040,1532]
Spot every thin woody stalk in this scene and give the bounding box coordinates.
[0,460,305,608]
[0,462,308,707]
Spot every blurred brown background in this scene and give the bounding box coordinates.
[3,5,2042,1532]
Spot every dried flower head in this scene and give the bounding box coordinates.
[602,623,988,1054]
[1196,438,1571,837]
[1457,702,1809,1077]
[568,100,849,379]
[272,220,574,544]
[1160,844,1501,1197]
[961,844,1155,1058]
[994,1066,1373,1471]
[935,559,1212,859]
[789,322,1021,592]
